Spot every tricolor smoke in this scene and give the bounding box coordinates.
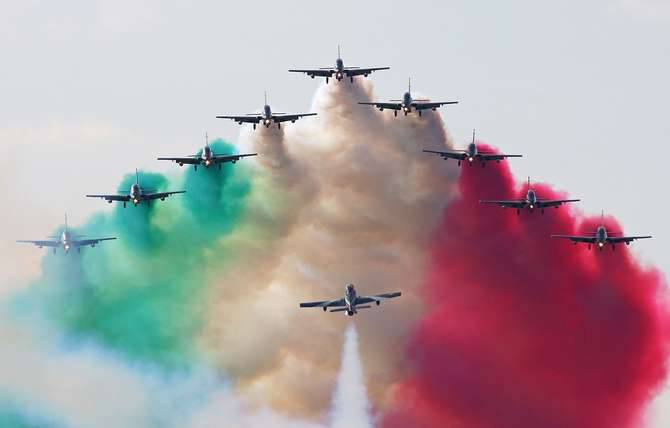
[2,79,668,428]
[381,145,670,428]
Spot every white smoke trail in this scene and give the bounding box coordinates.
[329,325,374,428]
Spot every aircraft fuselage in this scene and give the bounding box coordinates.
[262,104,274,126]
[201,145,213,166]
[335,57,345,80]
[402,92,413,111]
[60,230,71,252]
[130,183,142,205]
[344,284,357,316]
[526,189,538,208]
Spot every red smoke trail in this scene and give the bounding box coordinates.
[382,145,670,428]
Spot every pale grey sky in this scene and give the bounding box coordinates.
[1,0,668,424]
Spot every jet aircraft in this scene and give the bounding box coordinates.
[216,93,317,129]
[551,211,652,250]
[86,169,185,207]
[358,78,458,116]
[299,284,401,316]
[157,133,257,170]
[423,129,523,167]
[17,214,116,254]
[289,46,389,83]
[480,177,580,214]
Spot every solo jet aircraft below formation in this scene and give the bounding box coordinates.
[299,284,401,316]
[288,46,390,83]
[358,78,458,116]
[480,177,580,214]
[424,129,523,167]
[216,93,317,130]
[551,211,652,251]
[17,214,116,254]
[86,170,185,208]
[157,133,257,171]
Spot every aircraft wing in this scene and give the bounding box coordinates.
[477,153,523,161]
[358,102,402,111]
[86,194,131,202]
[414,101,459,110]
[288,68,334,78]
[551,235,597,243]
[480,199,527,209]
[144,191,186,201]
[608,235,652,244]
[536,199,580,208]
[216,115,263,124]
[73,237,117,247]
[423,149,467,160]
[156,157,200,165]
[345,67,390,76]
[299,298,346,308]
[273,113,317,123]
[212,153,257,163]
[355,291,402,305]
[16,240,60,248]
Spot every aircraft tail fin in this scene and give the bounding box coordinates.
[338,44,341,59]
[264,90,268,106]
[472,128,476,143]
[136,168,139,185]
[408,77,411,93]
[64,212,68,232]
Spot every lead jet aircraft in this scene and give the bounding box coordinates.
[423,129,523,167]
[358,78,458,117]
[289,46,389,83]
[551,211,652,251]
[480,177,580,214]
[17,214,116,254]
[216,93,317,130]
[299,284,401,316]
[157,133,257,171]
[86,169,185,208]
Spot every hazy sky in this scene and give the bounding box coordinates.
[1,0,669,424]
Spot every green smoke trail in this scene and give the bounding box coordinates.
[0,401,61,428]
[30,139,253,369]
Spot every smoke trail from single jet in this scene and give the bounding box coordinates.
[329,325,374,428]
[381,143,670,428]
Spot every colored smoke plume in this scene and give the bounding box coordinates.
[201,80,460,416]
[27,139,252,368]
[381,144,670,428]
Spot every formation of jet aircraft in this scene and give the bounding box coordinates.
[17,214,116,254]
[158,133,257,170]
[300,284,401,316]
[216,93,317,130]
[289,46,389,83]
[480,177,580,214]
[424,129,522,167]
[358,78,458,117]
[18,45,653,317]
[552,212,652,251]
[86,169,185,208]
